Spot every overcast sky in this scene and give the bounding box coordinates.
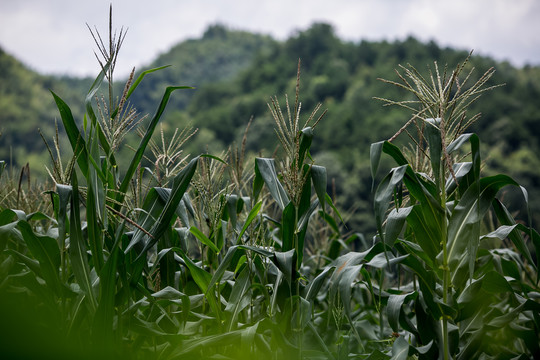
[1,0,539,78]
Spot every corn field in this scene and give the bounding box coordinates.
[0,12,539,360]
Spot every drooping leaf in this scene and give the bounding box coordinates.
[387,292,417,332]
[273,249,296,286]
[305,266,335,302]
[298,127,313,167]
[254,158,289,210]
[390,336,410,360]
[385,206,413,246]
[374,165,408,242]
[17,221,62,295]
[311,165,327,213]
[481,270,513,294]
[492,199,535,269]
[447,174,520,286]
[152,286,186,300]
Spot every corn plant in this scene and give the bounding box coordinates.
[371,57,540,359]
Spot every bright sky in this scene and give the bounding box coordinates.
[1,0,539,78]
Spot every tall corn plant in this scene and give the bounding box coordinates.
[0,8,200,358]
[371,57,540,359]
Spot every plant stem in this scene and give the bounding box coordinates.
[440,140,450,360]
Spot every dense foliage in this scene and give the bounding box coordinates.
[2,24,540,235]
[0,14,539,359]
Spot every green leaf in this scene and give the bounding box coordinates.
[365,350,391,360]
[115,86,193,210]
[55,184,71,247]
[337,264,362,319]
[93,240,120,343]
[305,266,335,302]
[273,249,296,286]
[206,246,240,297]
[239,245,275,258]
[385,206,413,246]
[391,336,410,360]
[168,330,245,358]
[370,141,384,191]
[387,292,417,332]
[447,174,519,286]
[69,172,97,312]
[254,158,290,210]
[406,204,442,261]
[374,164,408,242]
[50,91,89,177]
[189,226,219,253]
[86,129,105,272]
[311,165,327,213]
[6,249,40,276]
[0,219,22,248]
[200,153,228,164]
[445,162,472,194]
[152,286,186,300]
[325,193,345,225]
[112,65,173,117]
[425,118,442,186]
[178,250,221,322]
[298,127,314,167]
[447,133,480,180]
[128,157,198,254]
[291,295,311,330]
[237,201,262,244]
[17,221,62,295]
[492,199,535,269]
[480,225,517,241]
[481,270,513,293]
[225,266,251,331]
[282,202,296,252]
[365,253,408,268]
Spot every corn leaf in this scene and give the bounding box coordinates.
[17,221,62,295]
[69,172,97,312]
[254,158,290,210]
[115,86,193,210]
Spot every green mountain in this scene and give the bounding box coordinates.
[128,24,275,116]
[1,23,539,233]
[0,47,91,172]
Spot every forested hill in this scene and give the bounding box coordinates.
[128,25,275,115]
[1,23,539,232]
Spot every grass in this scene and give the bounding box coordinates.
[0,8,539,359]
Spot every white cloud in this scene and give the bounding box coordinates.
[0,0,539,77]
